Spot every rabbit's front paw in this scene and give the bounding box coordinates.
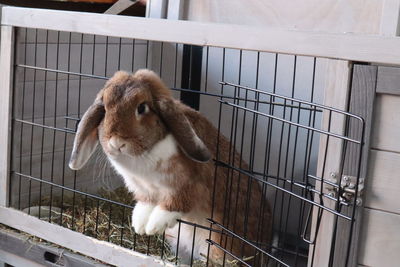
[132,202,155,235]
[145,206,182,235]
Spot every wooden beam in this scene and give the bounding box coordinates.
[0,25,14,207]
[0,207,173,267]
[2,7,400,65]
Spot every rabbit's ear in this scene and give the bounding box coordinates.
[157,98,211,162]
[69,97,105,170]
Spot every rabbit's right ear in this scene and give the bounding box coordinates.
[69,97,105,170]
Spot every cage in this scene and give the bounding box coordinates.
[0,6,399,267]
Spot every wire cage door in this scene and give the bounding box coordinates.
[0,14,368,267]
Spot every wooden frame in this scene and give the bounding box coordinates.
[308,60,352,267]
[333,64,378,267]
[0,207,172,267]
[2,6,400,65]
[0,25,14,207]
[1,5,400,267]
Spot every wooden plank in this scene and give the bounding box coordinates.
[146,0,167,18]
[184,0,386,35]
[309,59,351,267]
[371,94,400,153]
[358,208,400,267]
[333,65,377,267]
[0,227,108,267]
[167,0,183,20]
[3,7,400,65]
[364,149,400,215]
[380,0,400,35]
[0,25,14,207]
[0,207,172,267]
[376,66,400,95]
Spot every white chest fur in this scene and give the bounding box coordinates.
[107,134,178,199]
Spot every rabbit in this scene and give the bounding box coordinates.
[69,69,272,265]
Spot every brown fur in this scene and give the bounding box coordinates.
[70,69,272,265]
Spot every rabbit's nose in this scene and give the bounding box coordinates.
[108,137,126,152]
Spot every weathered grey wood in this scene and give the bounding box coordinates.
[147,0,167,18]
[358,208,400,267]
[364,149,400,215]
[0,227,109,267]
[309,59,351,267]
[380,0,400,35]
[0,25,14,207]
[371,94,400,153]
[376,66,400,95]
[0,207,173,267]
[184,0,388,34]
[333,65,377,267]
[0,249,43,267]
[3,7,400,65]
[167,0,183,20]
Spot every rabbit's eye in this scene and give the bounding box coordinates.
[137,103,147,115]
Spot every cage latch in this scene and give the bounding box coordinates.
[327,173,364,206]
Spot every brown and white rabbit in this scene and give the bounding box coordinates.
[69,70,272,265]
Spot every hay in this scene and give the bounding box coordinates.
[32,186,175,261]
[26,186,245,266]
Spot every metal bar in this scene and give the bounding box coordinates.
[14,119,75,134]
[207,219,290,267]
[13,171,135,209]
[214,161,352,220]
[221,81,364,121]
[221,101,362,144]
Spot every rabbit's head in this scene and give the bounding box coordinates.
[69,69,211,171]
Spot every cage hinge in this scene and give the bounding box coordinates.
[327,173,364,206]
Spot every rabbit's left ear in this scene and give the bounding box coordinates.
[69,97,105,170]
[156,98,211,163]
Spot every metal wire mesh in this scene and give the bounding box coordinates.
[8,28,365,267]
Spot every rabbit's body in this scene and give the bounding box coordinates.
[69,70,272,265]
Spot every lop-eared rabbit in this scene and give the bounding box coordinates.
[69,70,272,265]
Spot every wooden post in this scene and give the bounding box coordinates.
[0,25,14,207]
[167,0,184,20]
[308,59,352,267]
[309,62,378,267]
[333,64,377,267]
[146,0,168,18]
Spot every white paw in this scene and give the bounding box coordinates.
[145,206,182,235]
[131,202,155,235]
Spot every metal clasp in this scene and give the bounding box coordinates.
[327,173,364,206]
